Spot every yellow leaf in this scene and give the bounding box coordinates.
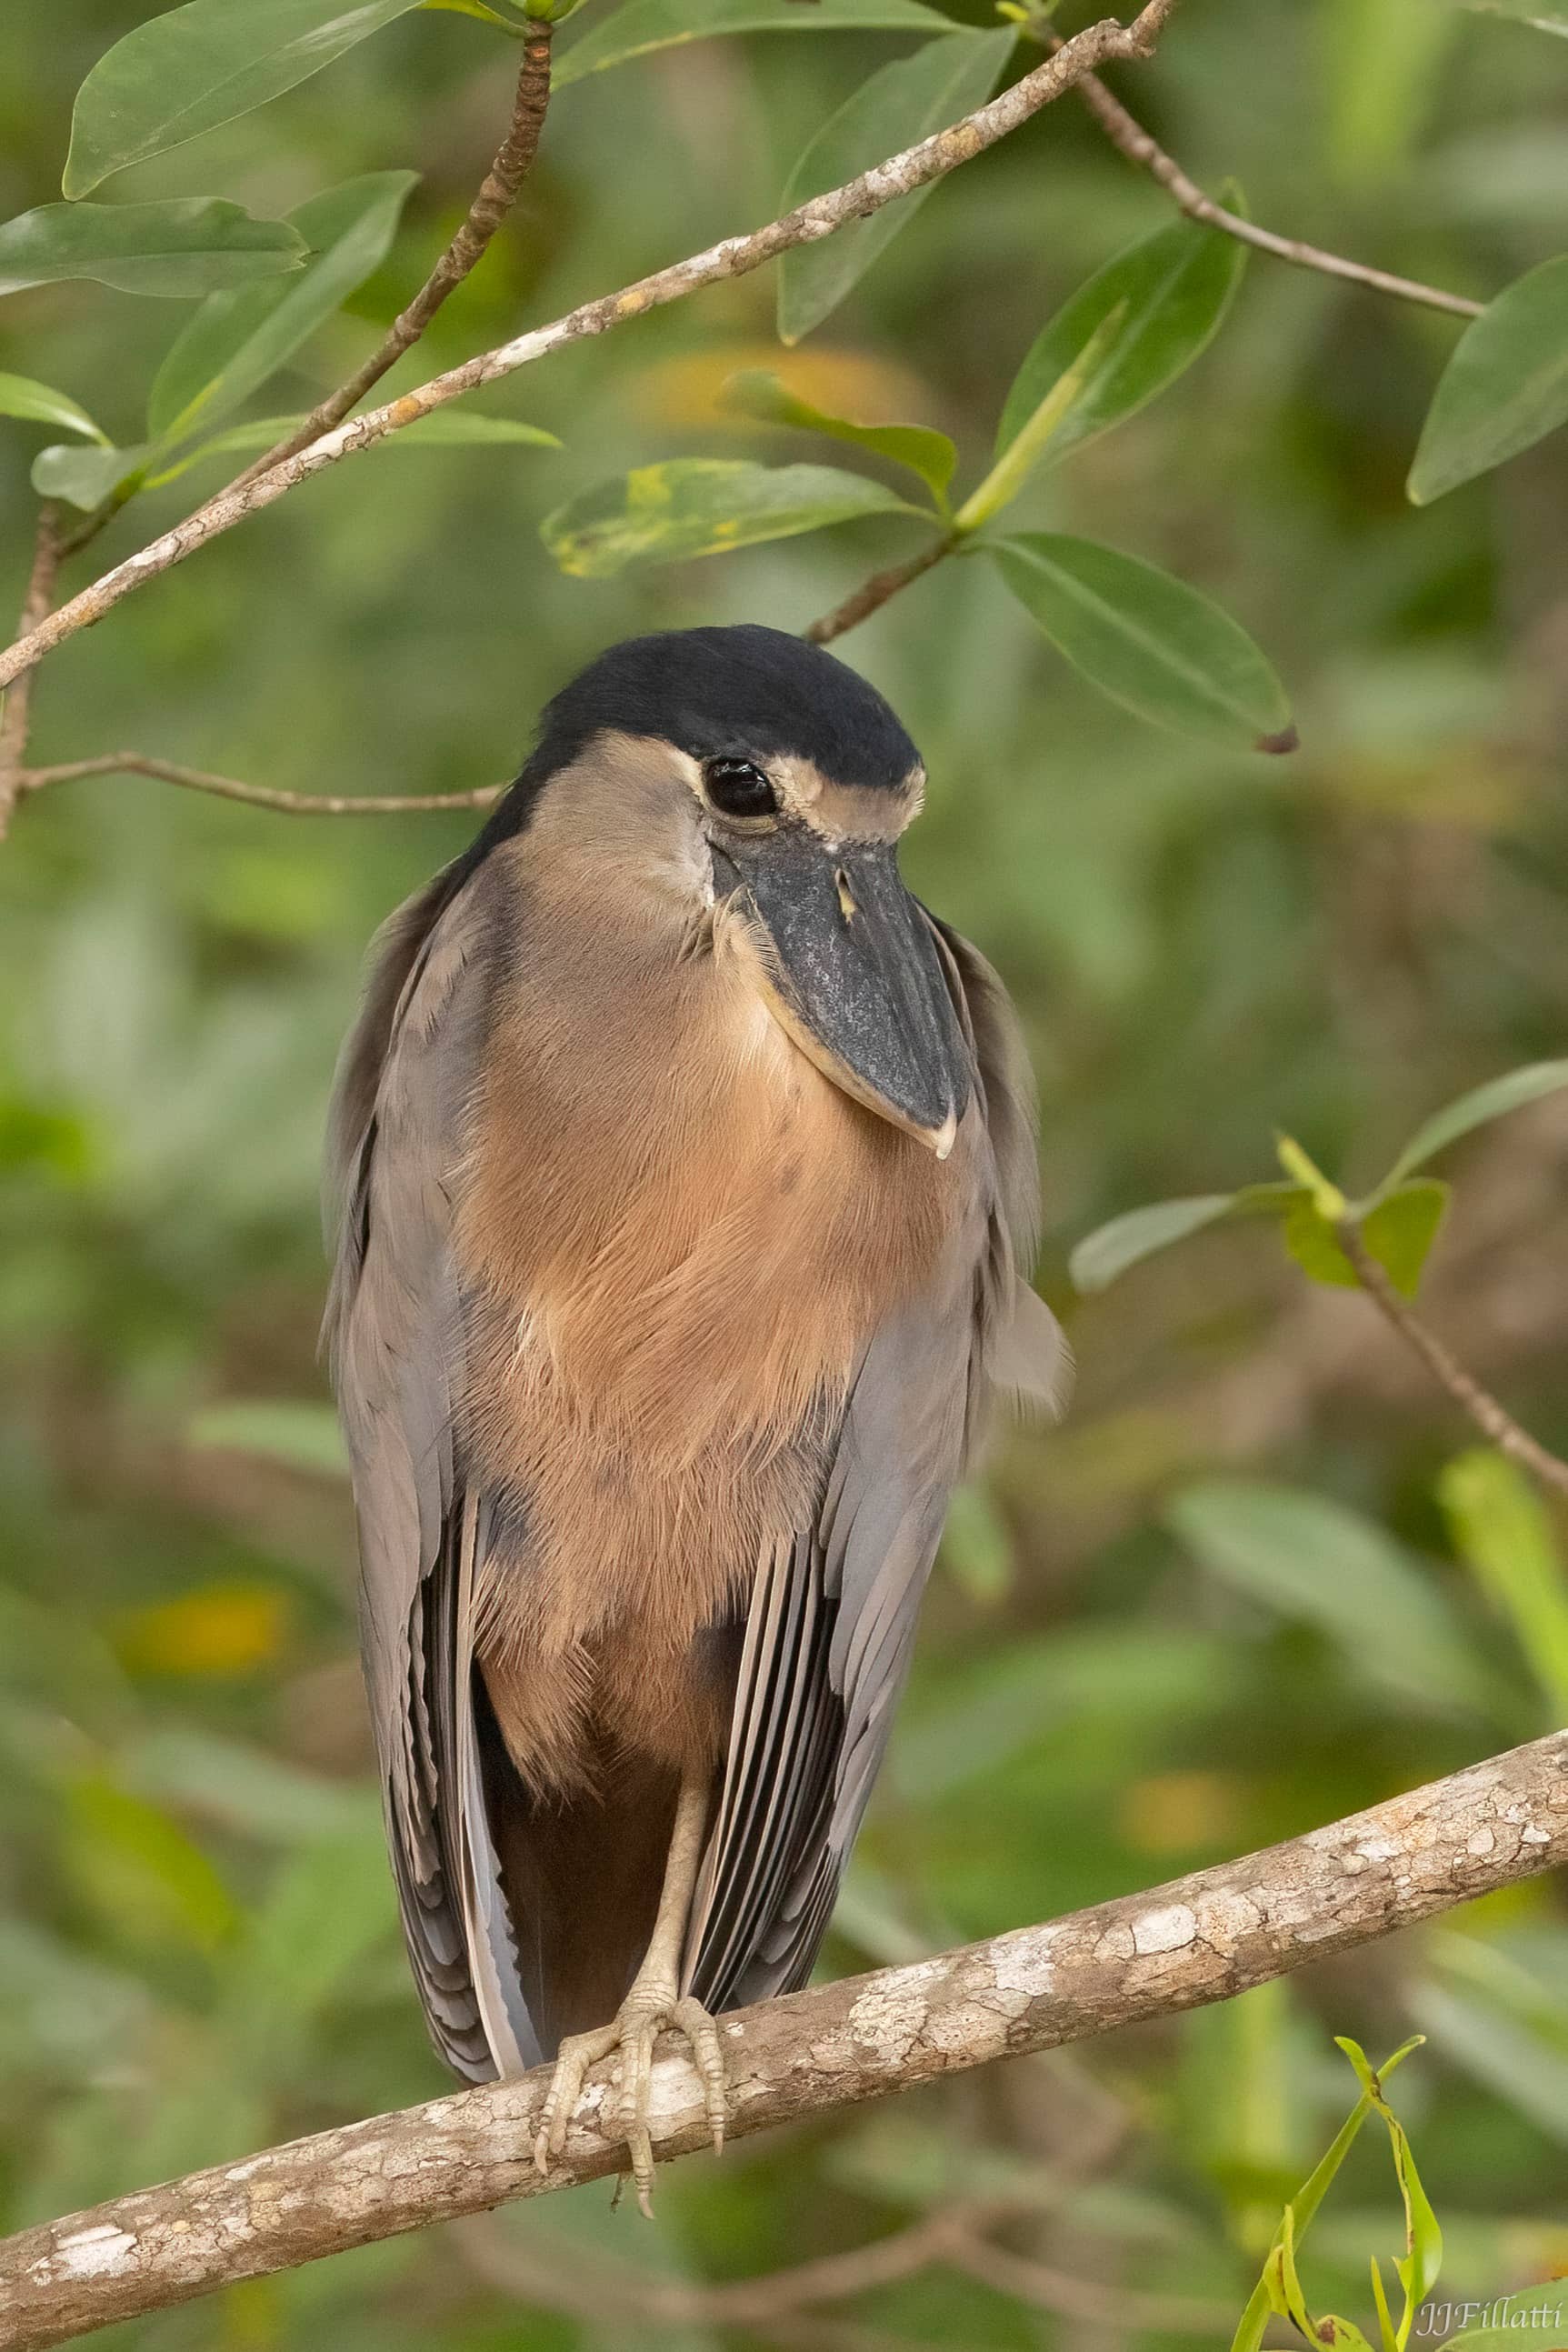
[114,1583,292,1676]
[634,343,935,431]
[1121,1769,1243,1855]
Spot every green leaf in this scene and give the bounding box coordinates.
[1375,1057,1568,1194]
[1463,0,1568,25]
[1231,2039,1425,2352]
[554,0,955,84]
[1440,1448,1568,1716]
[1412,1961,1568,2148]
[65,1772,241,1955]
[187,1399,348,1477]
[363,409,561,446]
[1333,2037,1443,2348]
[147,171,417,446]
[1409,255,1568,503]
[719,367,955,502]
[1271,2202,1378,2352]
[939,1482,1014,1604]
[122,1727,372,1843]
[0,200,306,300]
[1443,2287,1568,2351]
[146,405,560,484]
[1272,2208,1317,2341]
[1167,1480,1503,1719]
[0,373,109,444]
[424,0,531,25]
[994,206,1247,471]
[1325,0,1456,187]
[776,29,1017,344]
[1283,1179,1449,1299]
[540,457,915,577]
[65,0,431,195]
[954,304,1129,530]
[30,442,147,511]
[219,1824,395,2039]
[994,532,1295,749]
[894,1626,1242,1800]
[1388,2118,1443,2345]
[1275,1131,1346,1220]
[1068,1183,1301,1294]
[1371,2255,1400,2352]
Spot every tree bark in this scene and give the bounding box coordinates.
[1,1732,1563,2352]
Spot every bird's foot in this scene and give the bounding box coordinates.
[533,1987,727,2216]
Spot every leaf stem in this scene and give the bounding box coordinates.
[802,532,955,644]
[1334,1218,1568,1500]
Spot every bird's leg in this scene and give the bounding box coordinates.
[533,1767,726,2214]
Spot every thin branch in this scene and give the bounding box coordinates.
[231,20,556,488]
[1335,1221,1568,1499]
[804,535,955,646]
[0,509,61,841]
[15,752,504,817]
[457,2191,1232,2337]
[1,1731,1562,2352]
[0,1,1183,698]
[455,2197,1007,2327]
[1044,28,1483,320]
[947,2229,1233,2335]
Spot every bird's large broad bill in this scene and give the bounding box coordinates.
[713,828,971,1157]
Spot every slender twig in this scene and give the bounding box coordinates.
[948,2230,1233,2335]
[0,1,1184,698]
[0,509,61,841]
[456,2195,1232,2337]
[231,21,555,488]
[1041,27,1483,320]
[15,752,504,817]
[456,2197,1007,2326]
[0,1731,1562,2352]
[804,534,955,645]
[1335,1221,1568,1499]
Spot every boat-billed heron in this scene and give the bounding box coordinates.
[325,625,1065,2209]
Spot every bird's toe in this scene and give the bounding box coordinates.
[533,2020,619,2177]
[672,1996,728,2157]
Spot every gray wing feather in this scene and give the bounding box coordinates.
[325,862,536,2081]
[688,918,1066,2010]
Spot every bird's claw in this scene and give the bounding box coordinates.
[532,1989,727,2214]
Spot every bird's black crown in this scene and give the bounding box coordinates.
[533,626,921,793]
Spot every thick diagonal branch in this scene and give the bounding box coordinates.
[0,1,1183,697]
[0,1731,1562,2352]
[232,20,555,487]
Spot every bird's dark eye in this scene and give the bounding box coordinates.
[703,757,777,820]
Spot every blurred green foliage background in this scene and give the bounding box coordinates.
[2,2,1567,2345]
